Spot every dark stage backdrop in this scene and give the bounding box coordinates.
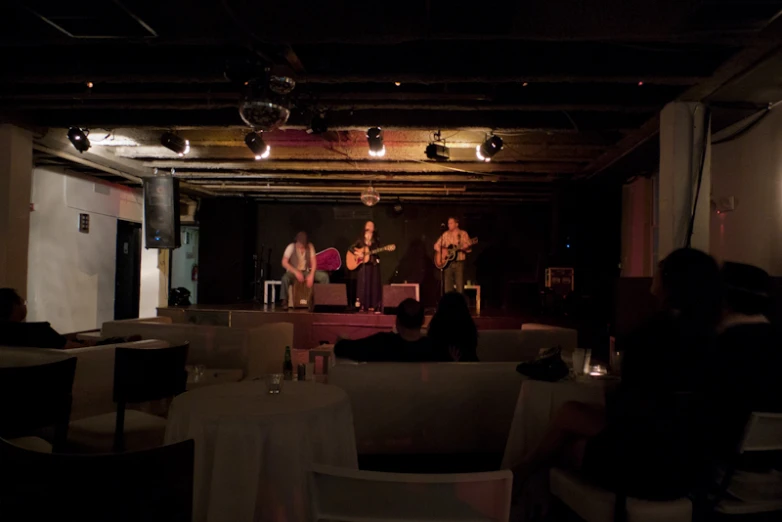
[256,202,552,308]
[198,198,258,304]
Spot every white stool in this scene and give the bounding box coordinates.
[264,280,282,304]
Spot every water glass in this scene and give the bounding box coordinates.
[186,364,206,383]
[266,373,283,395]
[572,349,586,376]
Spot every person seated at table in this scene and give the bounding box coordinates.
[705,262,782,467]
[427,292,479,362]
[512,248,722,500]
[280,231,329,310]
[334,298,435,362]
[0,288,69,349]
[0,288,137,349]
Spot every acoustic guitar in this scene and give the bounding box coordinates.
[434,237,478,270]
[346,244,396,271]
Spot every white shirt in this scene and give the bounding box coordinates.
[283,243,315,272]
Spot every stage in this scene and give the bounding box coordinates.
[157,303,525,349]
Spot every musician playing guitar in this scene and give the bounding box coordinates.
[350,221,383,313]
[434,217,473,294]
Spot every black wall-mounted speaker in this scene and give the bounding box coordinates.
[143,176,180,249]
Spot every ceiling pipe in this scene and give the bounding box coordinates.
[33,143,142,184]
[198,185,467,194]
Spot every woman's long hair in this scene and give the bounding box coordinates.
[428,292,479,361]
[357,222,379,247]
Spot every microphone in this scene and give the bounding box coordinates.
[440,222,446,229]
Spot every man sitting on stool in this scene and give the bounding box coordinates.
[280,231,329,310]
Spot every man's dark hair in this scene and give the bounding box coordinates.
[0,288,23,321]
[722,262,771,316]
[396,298,425,330]
[448,216,460,225]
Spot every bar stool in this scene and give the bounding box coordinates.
[264,280,282,304]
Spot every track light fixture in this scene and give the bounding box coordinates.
[366,127,386,158]
[245,131,271,160]
[476,135,503,162]
[160,132,190,157]
[67,127,90,153]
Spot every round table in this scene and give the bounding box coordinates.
[165,380,358,522]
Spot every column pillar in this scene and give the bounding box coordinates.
[658,102,712,260]
[0,125,33,294]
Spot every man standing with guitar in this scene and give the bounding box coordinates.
[434,217,475,294]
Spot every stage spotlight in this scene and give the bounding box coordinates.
[366,127,386,157]
[245,131,271,160]
[476,135,503,162]
[67,127,91,153]
[160,132,190,157]
[425,143,450,161]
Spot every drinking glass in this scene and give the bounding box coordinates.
[572,349,586,376]
[266,373,283,394]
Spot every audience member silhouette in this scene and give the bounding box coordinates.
[334,298,434,362]
[513,248,722,500]
[428,292,479,362]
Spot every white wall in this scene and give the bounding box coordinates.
[27,168,161,333]
[170,226,199,303]
[710,108,782,275]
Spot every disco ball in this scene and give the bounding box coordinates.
[269,75,296,95]
[238,100,290,132]
[360,186,380,207]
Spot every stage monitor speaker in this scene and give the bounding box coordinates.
[311,284,348,313]
[143,176,181,249]
[382,284,417,314]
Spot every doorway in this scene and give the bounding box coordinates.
[114,220,142,320]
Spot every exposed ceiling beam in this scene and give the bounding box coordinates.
[174,172,528,183]
[3,73,706,86]
[582,15,782,179]
[299,74,705,86]
[0,100,659,114]
[1,108,639,132]
[205,185,468,194]
[114,145,596,163]
[141,160,582,174]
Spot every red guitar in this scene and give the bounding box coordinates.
[315,247,342,271]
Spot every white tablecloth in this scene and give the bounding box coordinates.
[165,380,358,522]
[502,378,614,522]
[502,378,610,469]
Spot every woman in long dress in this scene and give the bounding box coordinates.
[351,221,383,313]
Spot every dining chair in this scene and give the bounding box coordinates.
[309,464,513,522]
[0,436,194,522]
[0,356,77,452]
[708,412,782,516]
[549,391,702,522]
[68,343,188,453]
